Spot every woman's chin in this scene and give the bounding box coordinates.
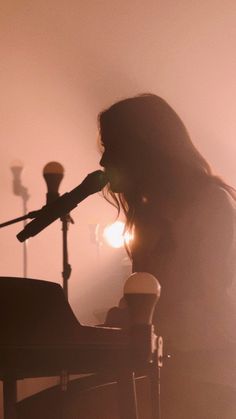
[109,180,124,193]
[105,170,126,193]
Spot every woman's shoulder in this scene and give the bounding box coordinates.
[194,181,236,219]
[178,181,236,243]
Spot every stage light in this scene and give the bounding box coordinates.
[103,221,133,249]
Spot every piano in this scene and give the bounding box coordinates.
[0,276,161,419]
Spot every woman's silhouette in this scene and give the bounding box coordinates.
[98,94,236,418]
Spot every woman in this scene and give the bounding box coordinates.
[99,94,236,418]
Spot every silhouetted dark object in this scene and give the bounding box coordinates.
[43,160,75,390]
[0,275,162,419]
[98,93,236,418]
[0,170,107,235]
[17,374,155,419]
[16,170,107,241]
[42,161,75,299]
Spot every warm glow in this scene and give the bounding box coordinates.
[103,221,133,248]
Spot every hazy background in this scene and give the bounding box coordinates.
[1,0,236,410]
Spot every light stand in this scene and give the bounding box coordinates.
[124,272,163,419]
[10,164,30,278]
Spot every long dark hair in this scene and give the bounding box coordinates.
[98,93,235,245]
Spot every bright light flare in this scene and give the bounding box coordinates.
[103,221,133,248]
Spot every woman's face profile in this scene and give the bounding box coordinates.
[99,135,131,193]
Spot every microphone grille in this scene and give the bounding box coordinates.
[43,162,64,201]
[43,161,64,175]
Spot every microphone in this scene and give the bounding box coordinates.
[43,161,64,204]
[16,170,108,242]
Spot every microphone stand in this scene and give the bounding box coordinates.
[22,190,30,278]
[60,212,74,394]
[0,209,74,397]
[0,209,74,299]
[3,170,106,298]
[60,213,74,301]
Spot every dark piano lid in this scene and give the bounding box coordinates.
[0,276,83,345]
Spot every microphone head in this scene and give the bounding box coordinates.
[124,272,161,325]
[43,162,64,203]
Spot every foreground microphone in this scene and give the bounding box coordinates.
[124,272,161,325]
[43,161,64,204]
[17,170,108,242]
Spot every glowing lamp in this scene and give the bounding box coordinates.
[124,272,161,325]
[103,221,133,249]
